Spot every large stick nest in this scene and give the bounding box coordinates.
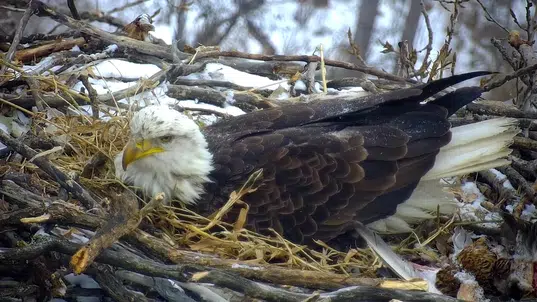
[2,1,537,302]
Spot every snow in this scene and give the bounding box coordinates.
[89,59,161,80]
[489,168,515,190]
[178,100,245,116]
[0,122,9,150]
[521,204,537,221]
[457,181,503,229]
[231,263,263,270]
[64,273,101,289]
[187,63,288,90]
[460,182,486,204]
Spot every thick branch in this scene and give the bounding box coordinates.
[195,50,415,83]
[31,1,186,62]
[192,270,460,302]
[466,101,537,119]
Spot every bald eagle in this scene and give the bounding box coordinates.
[114,71,519,247]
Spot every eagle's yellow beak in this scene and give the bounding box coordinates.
[122,139,165,170]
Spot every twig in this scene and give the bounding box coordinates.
[31,1,187,62]
[490,38,520,71]
[166,84,271,111]
[13,37,86,63]
[525,0,537,44]
[483,63,537,92]
[304,61,319,94]
[106,0,149,15]
[465,100,537,119]
[0,131,99,210]
[115,271,201,302]
[0,0,36,84]
[418,0,434,75]
[477,170,517,206]
[171,78,272,96]
[497,166,536,202]
[79,75,100,119]
[215,58,305,80]
[54,46,116,75]
[510,156,537,180]
[173,104,232,118]
[92,264,150,302]
[66,0,80,19]
[513,136,537,152]
[476,0,510,34]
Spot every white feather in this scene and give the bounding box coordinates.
[354,223,418,280]
[368,117,520,234]
[422,117,519,180]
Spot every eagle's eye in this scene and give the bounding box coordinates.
[159,135,173,143]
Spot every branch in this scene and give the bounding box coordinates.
[418,0,434,75]
[13,37,86,63]
[483,63,537,92]
[166,84,272,111]
[0,236,456,302]
[513,136,537,152]
[79,74,100,119]
[31,1,187,62]
[91,264,150,302]
[497,166,536,202]
[194,50,416,83]
[192,270,460,302]
[490,38,520,71]
[0,131,99,210]
[476,0,510,34]
[70,192,164,274]
[0,0,36,84]
[465,100,537,119]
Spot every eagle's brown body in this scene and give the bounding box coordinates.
[192,71,495,246]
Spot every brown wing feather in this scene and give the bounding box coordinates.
[202,117,444,245]
[196,72,491,247]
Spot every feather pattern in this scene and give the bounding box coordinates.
[116,71,518,248]
[197,71,510,245]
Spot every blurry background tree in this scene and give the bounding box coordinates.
[0,0,530,102]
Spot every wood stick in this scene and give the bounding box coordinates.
[14,37,86,63]
[70,192,164,274]
[0,0,35,84]
[0,131,99,210]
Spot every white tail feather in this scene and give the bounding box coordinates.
[368,117,520,234]
[423,117,519,180]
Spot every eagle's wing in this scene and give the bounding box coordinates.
[199,72,491,245]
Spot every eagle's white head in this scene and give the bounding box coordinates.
[114,105,213,204]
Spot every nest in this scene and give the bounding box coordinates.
[2,1,537,301]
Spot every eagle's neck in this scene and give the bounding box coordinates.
[167,141,214,205]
